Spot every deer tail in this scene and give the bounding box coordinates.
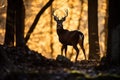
[79,34,84,46]
[79,34,86,60]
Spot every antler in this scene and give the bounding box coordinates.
[52,9,59,21]
[52,9,68,21]
[52,9,56,17]
[64,9,68,18]
[60,9,68,21]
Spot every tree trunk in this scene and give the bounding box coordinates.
[15,0,25,47]
[4,0,15,47]
[106,0,120,65]
[4,0,25,47]
[88,0,100,60]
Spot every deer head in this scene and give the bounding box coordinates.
[53,9,68,29]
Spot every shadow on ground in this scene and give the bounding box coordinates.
[0,45,120,80]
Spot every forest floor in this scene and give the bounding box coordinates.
[0,45,120,80]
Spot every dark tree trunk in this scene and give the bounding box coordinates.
[15,0,25,47]
[88,0,100,60]
[106,0,120,65]
[4,0,25,47]
[4,0,15,47]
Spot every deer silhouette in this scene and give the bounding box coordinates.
[53,10,86,62]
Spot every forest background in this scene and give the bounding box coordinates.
[0,0,107,61]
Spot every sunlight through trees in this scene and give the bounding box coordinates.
[0,0,107,61]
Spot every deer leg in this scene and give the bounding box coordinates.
[81,45,86,60]
[73,45,79,62]
[61,45,64,56]
[64,45,67,57]
[61,45,67,57]
[79,40,86,60]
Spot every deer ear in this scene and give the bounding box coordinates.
[54,16,59,21]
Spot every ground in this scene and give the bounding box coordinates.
[0,45,120,80]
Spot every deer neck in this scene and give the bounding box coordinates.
[56,25,65,35]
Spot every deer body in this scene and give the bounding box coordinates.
[57,29,83,45]
[53,10,86,62]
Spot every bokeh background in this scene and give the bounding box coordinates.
[0,0,107,61]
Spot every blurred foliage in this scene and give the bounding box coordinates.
[0,0,107,61]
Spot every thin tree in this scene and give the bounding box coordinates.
[25,0,54,44]
[77,0,84,30]
[50,4,54,58]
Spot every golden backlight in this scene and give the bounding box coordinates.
[0,0,107,61]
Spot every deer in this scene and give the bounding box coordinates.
[53,10,86,62]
